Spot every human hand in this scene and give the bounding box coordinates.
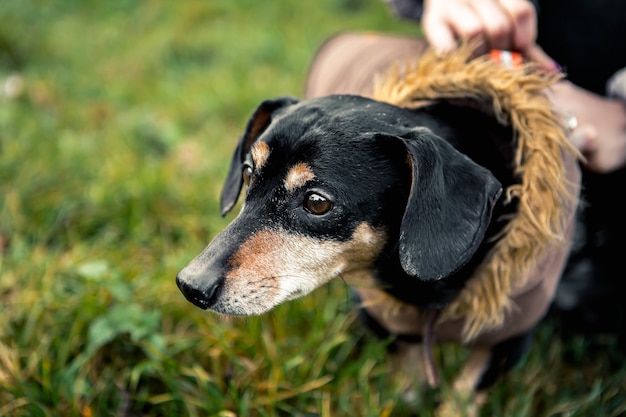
[549,81,626,174]
[421,0,558,72]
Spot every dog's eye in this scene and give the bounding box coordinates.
[304,192,333,215]
[242,165,253,186]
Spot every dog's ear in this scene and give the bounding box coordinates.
[220,96,300,216]
[382,128,502,281]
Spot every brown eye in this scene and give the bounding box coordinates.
[304,192,332,215]
[243,165,253,186]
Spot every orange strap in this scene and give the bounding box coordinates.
[489,50,523,68]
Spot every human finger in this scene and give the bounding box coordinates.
[422,17,458,53]
[468,0,516,51]
[422,2,487,54]
[525,44,560,73]
[497,0,559,71]
[498,0,538,51]
[568,124,597,153]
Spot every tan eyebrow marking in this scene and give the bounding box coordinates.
[251,141,270,170]
[285,163,315,192]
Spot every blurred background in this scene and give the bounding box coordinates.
[0,1,623,416]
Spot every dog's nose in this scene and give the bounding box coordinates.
[176,270,222,310]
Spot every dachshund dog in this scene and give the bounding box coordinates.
[176,91,579,416]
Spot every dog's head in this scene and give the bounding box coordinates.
[176,95,502,315]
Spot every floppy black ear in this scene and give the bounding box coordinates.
[220,96,300,216]
[385,128,502,281]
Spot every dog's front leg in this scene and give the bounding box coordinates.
[436,347,490,417]
[436,328,535,417]
[390,340,431,405]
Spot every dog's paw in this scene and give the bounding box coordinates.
[435,390,486,417]
[435,401,478,417]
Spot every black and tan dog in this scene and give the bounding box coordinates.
[176,48,581,416]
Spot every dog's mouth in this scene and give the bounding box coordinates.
[176,275,223,310]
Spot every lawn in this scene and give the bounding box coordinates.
[0,1,624,416]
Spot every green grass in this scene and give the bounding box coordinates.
[0,1,624,416]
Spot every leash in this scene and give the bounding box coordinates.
[423,308,441,388]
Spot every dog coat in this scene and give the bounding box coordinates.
[306,35,581,345]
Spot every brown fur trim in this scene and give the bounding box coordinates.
[373,45,580,340]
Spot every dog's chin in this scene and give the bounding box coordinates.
[209,304,270,316]
[207,290,312,317]
[207,286,330,317]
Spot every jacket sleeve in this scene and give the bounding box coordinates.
[386,0,423,21]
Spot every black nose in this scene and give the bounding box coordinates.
[176,274,222,310]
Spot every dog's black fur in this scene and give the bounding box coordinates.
[177,94,532,412]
